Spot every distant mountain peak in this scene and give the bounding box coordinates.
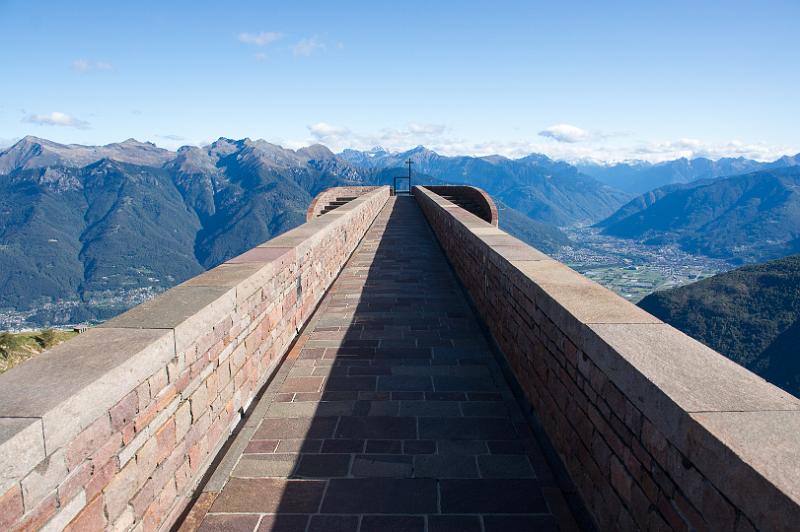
[518,153,555,165]
[213,137,246,147]
[19,135,45,145]
[296,144,335,159]
[114,138,156,147]
[408,144,432,154]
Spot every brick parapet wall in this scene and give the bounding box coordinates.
[414,185,800,531]
[0,186,390,531]
[306,186,381,221]
[424,185,498,226]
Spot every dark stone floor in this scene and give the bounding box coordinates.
[191,197,580,531]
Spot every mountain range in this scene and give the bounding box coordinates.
[639,255,800,398]
[578,153,800,194]
[596,167,800,263]
[4,136,800,329]
[0,136,603,328]
[340,146,630,226]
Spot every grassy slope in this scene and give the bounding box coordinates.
[0,329,77,374]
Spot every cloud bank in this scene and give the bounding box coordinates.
[23,112,90,129]
[297,121,797,163]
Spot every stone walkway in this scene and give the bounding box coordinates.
[186,197,579,532]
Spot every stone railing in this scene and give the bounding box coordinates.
[0,186,390,531]
[423,185,498,226]
[306,186,381,221]
[414,185,800,531]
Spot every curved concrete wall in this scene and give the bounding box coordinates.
[424,185,498,226]
[0,186,390,531]
[306,186,381,221]
[414,185,800,531]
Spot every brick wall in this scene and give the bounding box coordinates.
[424,185,498,226]
[0,186,390,531]
[306,186,381,221]
[415,185,800,531]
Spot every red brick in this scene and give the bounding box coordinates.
[121,422,136,446]
[657,492,689,531]
[174,459,192,493]
[640,471,660,504]
[13,491,58,531]
[174,372,192,398]
[206,370,219,399]
[58,461,92,503]
[103,459,138,521]
[90,431,123,467]
[675,492,709,532]
[135,385,178,433]
[609,455,632,502]
[131,481,156,520]
[700,481,736,530]
[188,438,207,473]
[86,457,120,500]
[148,368,169,396]
[641,418,668,466]
[155,418,177,463]
[110,390,139,430]
[142,479,177,532]
[66,415,112,469]
[135,438,160,486]
[64,494,106,531]
[0,484,24,530]
[631,438,652,469]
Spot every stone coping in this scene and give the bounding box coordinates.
[0,185,390,498]
[414,185,800,528]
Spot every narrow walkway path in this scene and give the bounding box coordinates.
[189,197,579,532]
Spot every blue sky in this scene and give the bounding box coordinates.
[1,0,798,162]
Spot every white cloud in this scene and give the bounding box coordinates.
[156,134,185,141]
[23,112,90,129]
[306,122,450,152]
[625,138,792,163]
[238,31,283,46]
[291,36,326,57]
[298,121,798,164]
[309,122,350,139]
[538,124,591,143]
[71,59,112,73]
